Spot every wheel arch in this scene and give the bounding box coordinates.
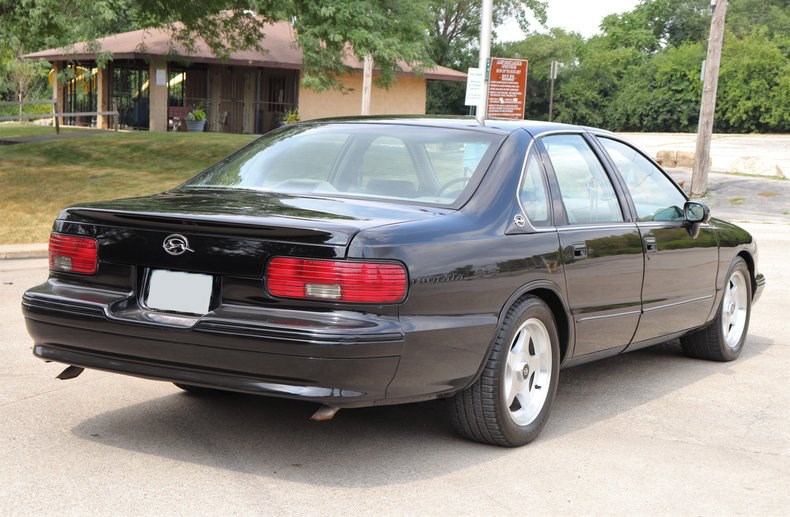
[528,287,572,364]
[464,280,573,391]
[736,249,757,296]
[499,281,573,364]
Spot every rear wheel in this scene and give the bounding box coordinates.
[173,383,231,396]
[449,296,560,447]
[681,257,752,361]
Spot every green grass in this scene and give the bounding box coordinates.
[0,123,80,139]
[728,196,746,206]
[0,131,256,243]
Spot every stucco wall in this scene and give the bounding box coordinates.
[298,72,427,120]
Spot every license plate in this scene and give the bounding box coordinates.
[145,269,213,315]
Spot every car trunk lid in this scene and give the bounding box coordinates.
[55,189,445,278]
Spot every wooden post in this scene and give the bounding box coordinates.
[360,54,373,116]
[53,62,64,132]
[691,0,728,197]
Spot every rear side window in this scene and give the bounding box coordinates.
[598,137,687,222]
[183,124,502,207]
[541,134,623,224]
[520,149,550,226]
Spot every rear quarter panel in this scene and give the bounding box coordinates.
[347,130,567,402]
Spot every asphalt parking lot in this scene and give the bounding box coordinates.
[1,220,788,515]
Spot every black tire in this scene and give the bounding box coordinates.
[449,296,560,447]
[681,257,752,362]
[173,383,231,396]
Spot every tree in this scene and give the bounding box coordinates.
[599,0,710,52]
[716,30,790,132]
[0,0,437,92]
[1,57,48,117]
[499,28,583,120]
[727,0,790,42]
[551,37,645,128]
[425,0,548,114]
[608,42,705,132]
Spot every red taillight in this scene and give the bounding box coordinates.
[49,233,98,275]
[267,257,407,303]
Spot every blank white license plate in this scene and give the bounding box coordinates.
[145,269,213,315]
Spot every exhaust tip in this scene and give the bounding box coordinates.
[56,365,84,380]
[310,405,340,421]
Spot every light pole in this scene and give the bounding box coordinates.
[476,0,493,123]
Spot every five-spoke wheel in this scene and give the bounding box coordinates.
[450,296,560,446]
[721,269,748,350]
[503,318,553,427]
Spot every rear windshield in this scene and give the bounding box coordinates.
[180,123,503,206]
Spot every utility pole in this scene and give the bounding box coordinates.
[548,60,558,121]
[691,0,728,197]
[476,0,493,123]
[361,54,373,115]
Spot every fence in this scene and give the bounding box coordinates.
[0,99,119,133]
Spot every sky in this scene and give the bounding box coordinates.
[497,0,641,41]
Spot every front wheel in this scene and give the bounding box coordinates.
[449,296,560,447]
[681,257,752,361]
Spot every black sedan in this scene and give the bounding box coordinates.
[23,117,765,447]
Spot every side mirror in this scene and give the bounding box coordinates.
[684,201,710,224]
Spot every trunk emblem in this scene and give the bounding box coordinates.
[163,234,194,256]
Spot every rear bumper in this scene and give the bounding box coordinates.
[22,279,403,408]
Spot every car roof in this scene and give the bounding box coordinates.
[304,115,589,136]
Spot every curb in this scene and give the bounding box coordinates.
[0,244,48,260]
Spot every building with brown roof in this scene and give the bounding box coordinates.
[26,21,466,133]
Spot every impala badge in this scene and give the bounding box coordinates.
[163,234,194,256]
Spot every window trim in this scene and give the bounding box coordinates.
[534,131,632,227]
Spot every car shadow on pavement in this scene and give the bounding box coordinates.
[70,332,774,488]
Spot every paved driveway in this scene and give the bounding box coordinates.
[621,132,790,177]
[1,222,788,515]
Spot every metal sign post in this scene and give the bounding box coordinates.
[548,60,558,121]
[476,0,493,123]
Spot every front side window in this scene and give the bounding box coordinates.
[181,124,502,207]
[541,134,623,224]
[598,138,687,222]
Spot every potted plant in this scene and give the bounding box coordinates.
[274,108,300,128]
[283,108,300,124]
[186,104,207,132]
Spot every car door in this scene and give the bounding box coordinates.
[536,133,644,358]
[595,136,718,346]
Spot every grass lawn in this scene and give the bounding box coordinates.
[0,130,257,243]
[0,122,81,139]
